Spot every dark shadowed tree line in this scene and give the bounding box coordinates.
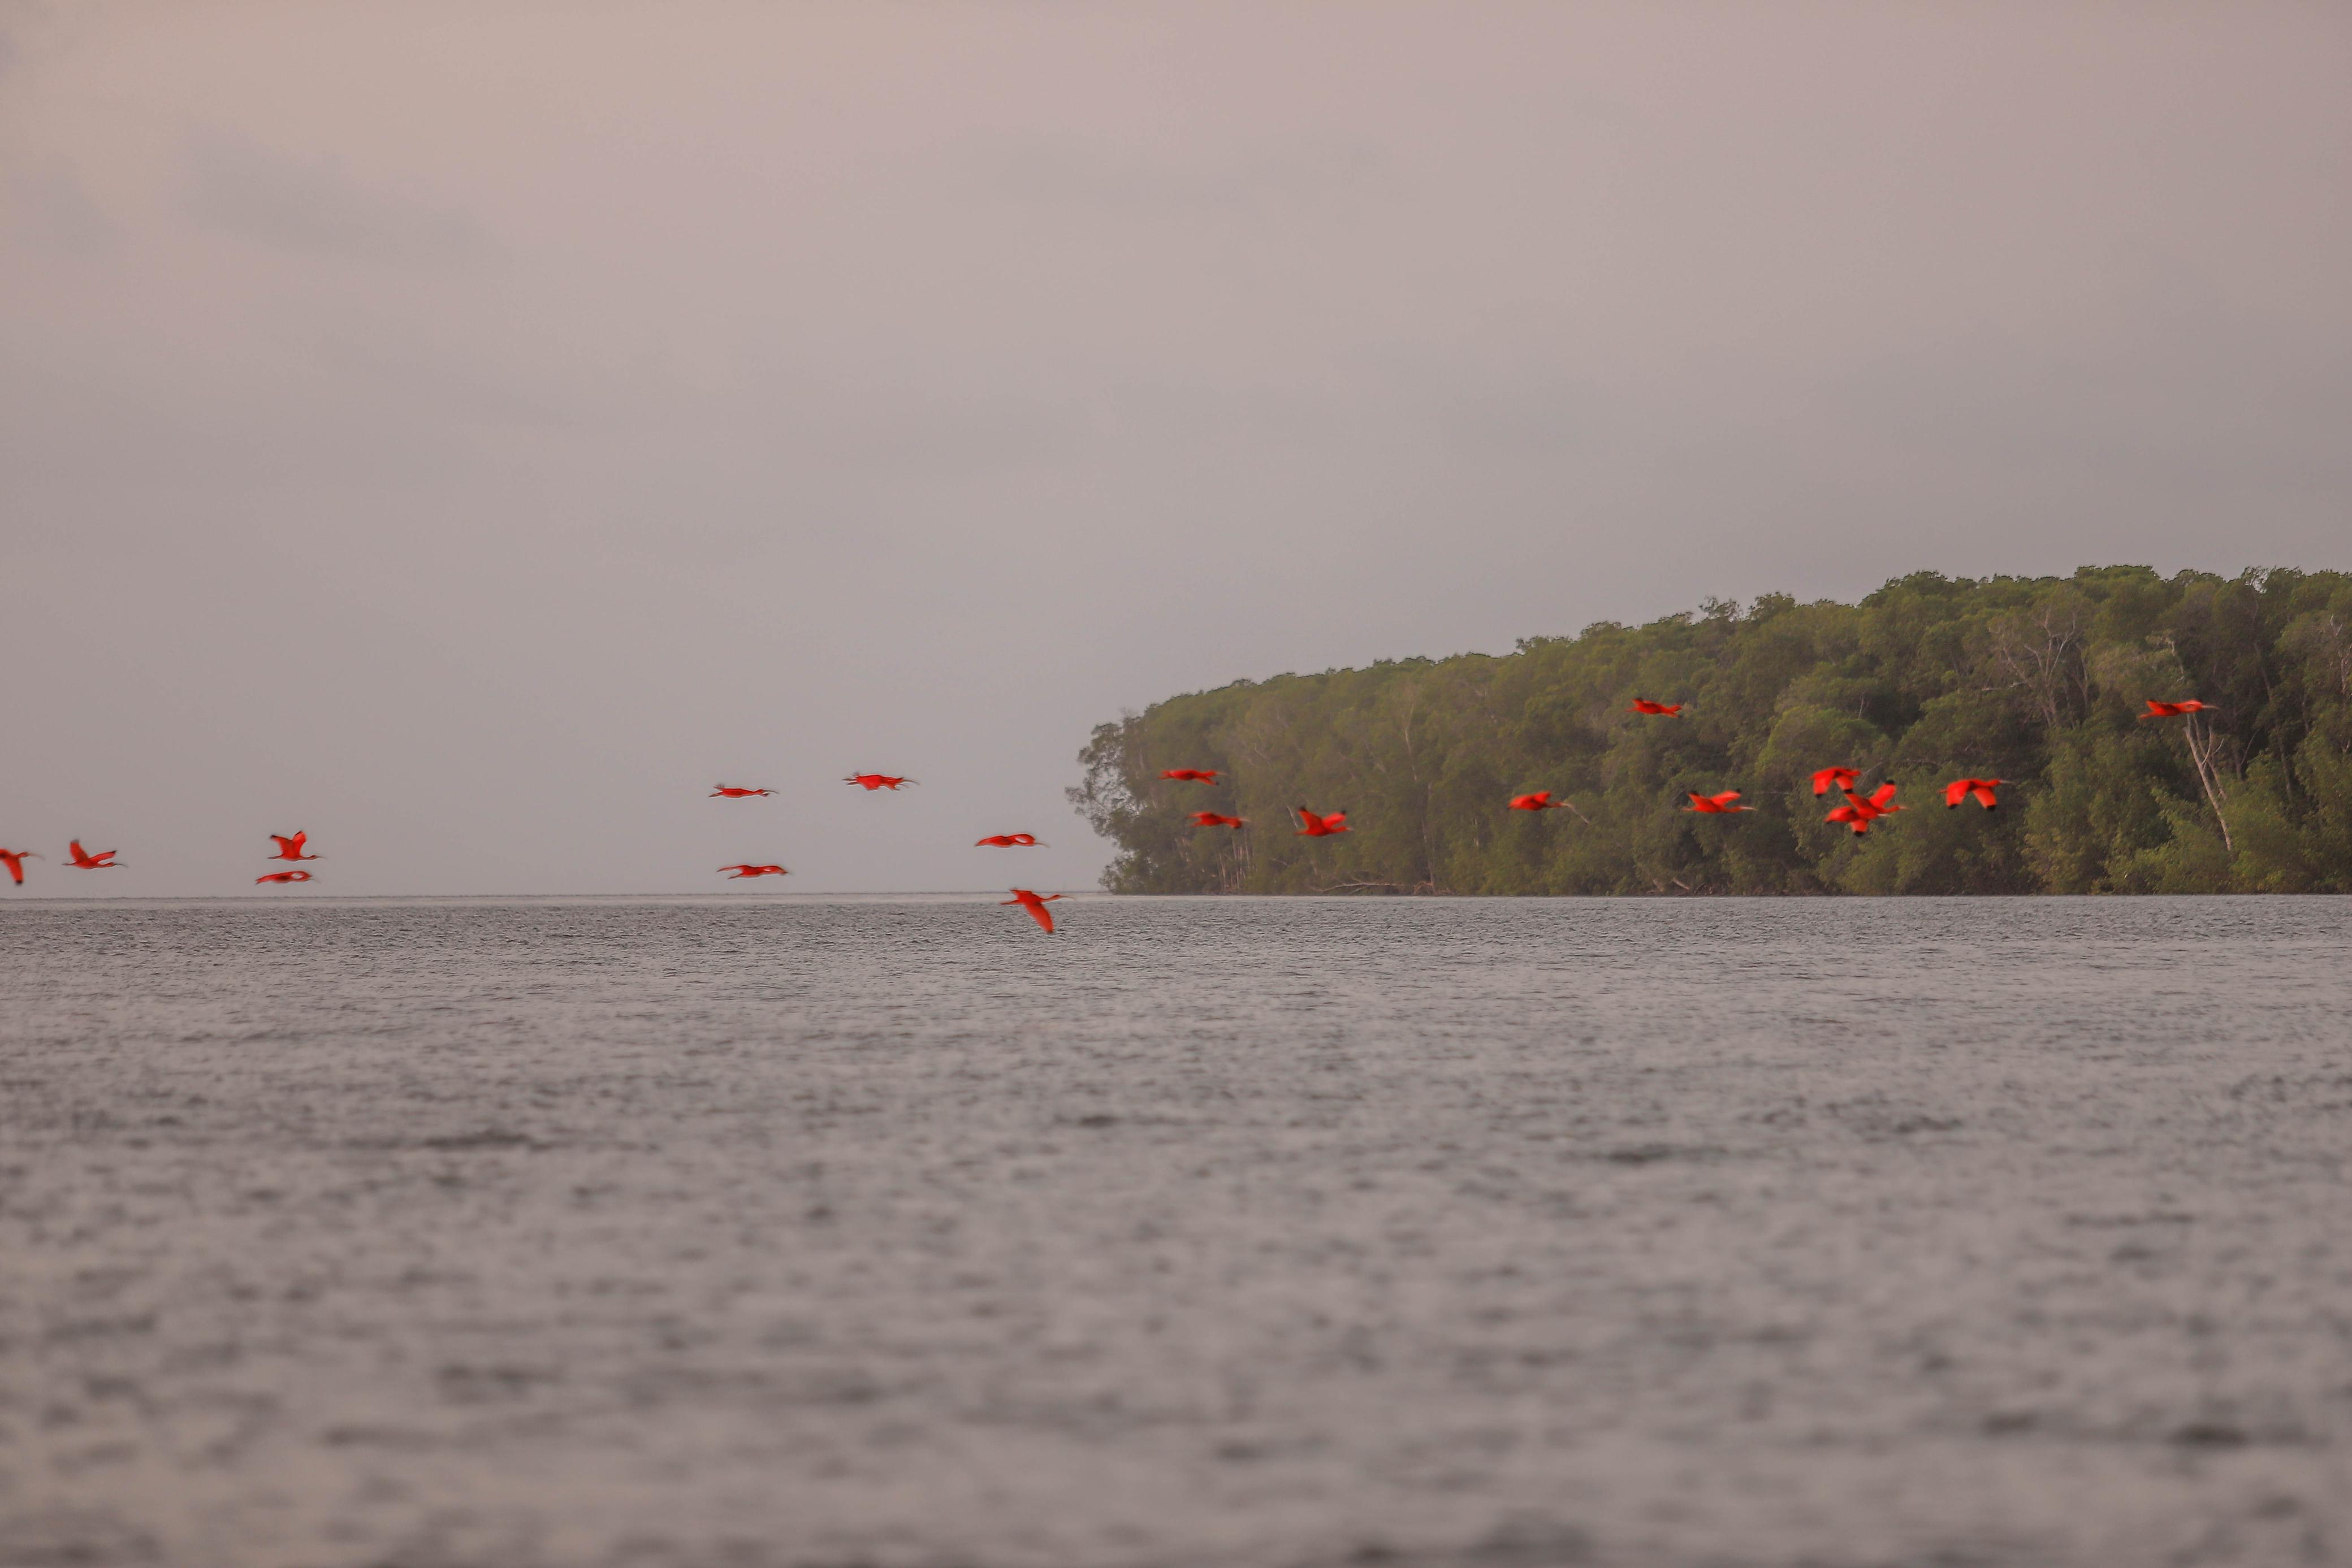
[1069,567,2352,895]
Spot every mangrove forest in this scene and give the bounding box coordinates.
[1069,566,2352,895]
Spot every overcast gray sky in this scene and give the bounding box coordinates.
[4,1,2347,895]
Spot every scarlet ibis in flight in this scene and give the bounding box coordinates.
[67,841,120,869]
[1190,812,1245,828]
[2143,700,2213,718]
[719,864,789,878]
[710,786,775,798]
[1631,700,1684,716]
[1295,808,1350,837]
[266,831,319,861]
[1944,778,2005,810]
[975,834,1044,847]
[1160,769,1221,783]
[1856,780,1904,815]
[1508,791,1568,812]
[1002,887,1064,932]
[844,774,915,790]
[256,870,314,885]
[1825,782,1905,834]
[1811,766,1860,796]
[0,848,37,885]
[1684,791,1750,814]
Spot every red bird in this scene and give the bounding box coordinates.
[1295,808,1350,837]
[67,841,120,869]
[1811,766,1860,796]
[1684,791,1750,814]
[2144,700,2213,718]
[1945,778,2005,811]
[1160,769,1221,783]
[1002,887,1064,933]
[844,773,916,791]
[1190,812,1245,828]
[719,864,789,878]
[975,834,1044,847]
[256,870,314,885]
[0,848,38,885]
[266,831,319,861]
[1631,700,1684,716]
[710,786,775,798]
[1826,782,1905,834]
[1508,791,1568,812]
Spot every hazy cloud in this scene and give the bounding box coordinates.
[978,137,1395,219]
[2,161,116,255]
[185,131,487,265]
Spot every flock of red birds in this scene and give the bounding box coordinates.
[0,830,331,891]
[1528,698,2203,833]
[1152,696,2219,873]
[0,700,2215,930]
[720,775,1067,927]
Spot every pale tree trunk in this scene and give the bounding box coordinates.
[1991,597,2088,730]
[2181,712,2236,854]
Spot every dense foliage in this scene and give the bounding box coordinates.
[1070,568,2352,895]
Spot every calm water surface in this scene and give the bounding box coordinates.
[2,896,2347,1568]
